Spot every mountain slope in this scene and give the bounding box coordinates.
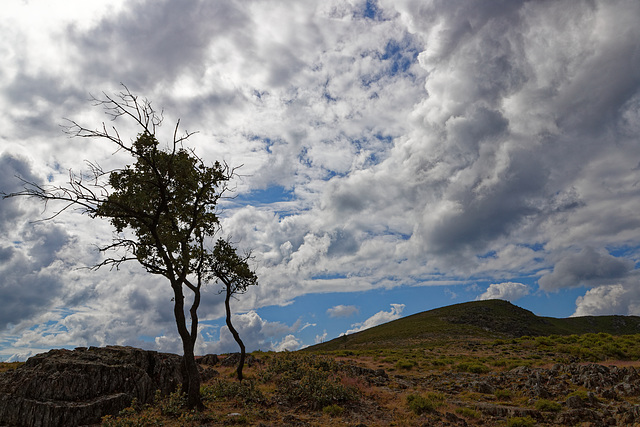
[308,299,640,351]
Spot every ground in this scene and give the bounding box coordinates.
[68,333,640,426]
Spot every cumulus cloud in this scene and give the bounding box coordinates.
[345,303,405,335]
[476,282,530,302]
[539,247,635,291]
[327,305,359,318]
[198,311,304,354]
[3,0,640,358]
[573,285,631,317]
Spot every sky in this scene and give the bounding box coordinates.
[1,0,640,361]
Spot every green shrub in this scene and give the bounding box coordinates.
[455,407,480,419]
[456,362,490,374]
[201,379,264,405]
[158,386,186,417]
[395,360,416,370]
[101,398,162,427]
[506,416,537,427]
[406,392,444,415]
[535,399,562,412]
[265,352,357,410]
[323,404,345,417]
[494,389,512,400]
[567,389,588,401]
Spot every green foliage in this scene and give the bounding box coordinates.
[395,359,417,370]
[494,389,512,400]
[567,389,589,401]
[201,379,264,405]
[101,398,162,427]
[211,239,257,293]
[535,399,562,412]
[406,392,444,415]
[506,416,537,427]
[455,362,490,374]
[158,386,186,417]
[323,404,345,417]
[263,352,357,410]
[97,131,230,275]
[455,407,480,419]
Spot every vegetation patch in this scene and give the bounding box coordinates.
[406,392,445,415]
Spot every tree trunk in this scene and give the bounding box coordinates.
[225,286,246,381]
[181,344,203,410]
[172,283,203,410]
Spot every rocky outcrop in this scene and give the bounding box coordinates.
[418,363,640,425]
[0,346,183,427]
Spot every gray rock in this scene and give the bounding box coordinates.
[0,346,183,427]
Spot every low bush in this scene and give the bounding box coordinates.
[158,386,186,417]
[201,379,264,405]
[264,352,357,410]
[456,362,490,374]
[506,416,537,427]
[494,389,512,400]
[406,392,444,415]
[455,407,480,419]
[323,404,345,417]
[395,359,416,370]
[535,399,562,412]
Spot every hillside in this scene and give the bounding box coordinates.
[308,299,640,352]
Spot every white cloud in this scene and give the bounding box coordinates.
[3,0,640,359]
[476,282,530,302]
[327,305,359,318]
[274,334,302,352]
[345,303,405,335]
[573,285,630,317]
[315,330,328,344]
[198,311,303,354]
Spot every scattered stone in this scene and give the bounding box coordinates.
[471,381,494,394]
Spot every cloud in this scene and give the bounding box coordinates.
[198,311,304,354]
[345,303,405,335]
[3,0,640,359]
[476,282,530,302]
[315,330,328,344]
[327,305,359,318]
[573,285,634,317]
[539,247,634,291]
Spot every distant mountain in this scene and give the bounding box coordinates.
[307,299,640,351]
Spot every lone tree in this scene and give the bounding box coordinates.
[1,87,253,409]
[210,238,258,381]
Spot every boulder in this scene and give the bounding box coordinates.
[197,354,219,366]
[0,346,183,427]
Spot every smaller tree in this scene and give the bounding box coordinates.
[210,238,258,381]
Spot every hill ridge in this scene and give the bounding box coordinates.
[308,299,640,351]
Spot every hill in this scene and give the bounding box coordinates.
[308,299,640,351]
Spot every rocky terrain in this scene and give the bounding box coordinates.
[0,346,183,427]
[5,346,640,426]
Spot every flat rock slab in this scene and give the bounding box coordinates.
[0,346,183,427]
